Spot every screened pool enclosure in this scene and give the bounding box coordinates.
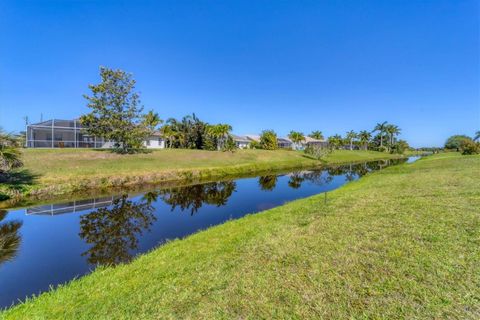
[26,119,112,148]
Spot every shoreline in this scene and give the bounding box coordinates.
[0,150,409,209]
[3,153,477,318]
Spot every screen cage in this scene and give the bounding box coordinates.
[26,119,109,148]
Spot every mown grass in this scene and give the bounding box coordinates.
[2,153,479,319]
[0,149,403,203]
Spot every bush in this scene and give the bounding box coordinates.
[445,135,473,151]
[222,136,236,152]
[249,141,260,149]
[304,144,332,160]
[459,140,479,155]
[390,140,409,154]
[377,146,388,153]
[260,130,278,150]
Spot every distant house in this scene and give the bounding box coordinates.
[26,119,165,149]
[277,137,293,149]
[232,135,250,149]
[304,136,329,148]
[144,131,166,149]
[288,136,329,151]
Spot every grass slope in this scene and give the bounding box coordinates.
[1,149,403,202]
[3,153,479,319]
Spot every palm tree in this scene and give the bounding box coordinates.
[160,124,174,148]
[0,129,23,176]
[288,131,305,149]
[345,130,357,150]
[207,124,232,150]
[358,130,371,150]
[308,130,324,140]
[385,124,401,146]
[142,111,163,131]
[474,130,480,141]
[217,124,232,150]
[327,134,343,149]
[373,121,388,148]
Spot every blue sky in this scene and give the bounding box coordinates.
[0,0,478,147]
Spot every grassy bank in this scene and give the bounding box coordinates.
[3,153,479,319]
[0,149,403,204]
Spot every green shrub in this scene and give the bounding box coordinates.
[377,145,388,153]
[304,144,332,160]
[459,140,479,155]
[260,130,278,150]
[445,135,473,151]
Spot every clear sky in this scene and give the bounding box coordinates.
[1,0,478,147]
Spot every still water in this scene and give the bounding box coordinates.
[0,157,418,309]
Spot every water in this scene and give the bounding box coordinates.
[0,157,417,309]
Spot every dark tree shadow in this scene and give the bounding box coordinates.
[0,170,39,200]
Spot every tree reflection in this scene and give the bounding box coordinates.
[258,175,278,191]
[301,171,334,186]
[0,210,22,266]
[79,195,156,266]
[158,181,236,215]
[288,172,305,189]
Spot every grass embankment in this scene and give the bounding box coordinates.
[3,153,479,319]
[0,149,403,203]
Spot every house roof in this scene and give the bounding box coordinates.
[304,136,326,143]
[150,131,163,137]
[231,134,250,143]
[277,138,292,144]
[28,119,82,128]
[245,134,261,142]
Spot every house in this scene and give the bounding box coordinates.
[231,135,250,149]
[304,136,329,148]
[143,131,166,149]
[26,119,165,149]
[277,137,293,149]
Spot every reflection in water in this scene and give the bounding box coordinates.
[288,172,305,189]
[0,210,22,266]
[258,175,278,191]
[157,181,236,215]
[0,157,417,309]
[26,197,117,216]
[77,160,409,266]
[79,195,156,266]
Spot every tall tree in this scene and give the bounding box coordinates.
[358,130,371,150]
[159,124,175,148]
[444,135,473,151]
[80,67,162,153]
[260,130,278,150]
[288,131,305,148]
[308,130,324,140]
[327,134,343,149]
[385,124,401,146]
[207,124,233,150]
[345,130,357,150]
[373,121,388,148]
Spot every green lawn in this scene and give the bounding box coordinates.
[3,153,479,319]
[1,149,404,203]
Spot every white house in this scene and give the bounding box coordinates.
[26,119,165,149]
[143,132,166,149]
[232,135,251,149]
